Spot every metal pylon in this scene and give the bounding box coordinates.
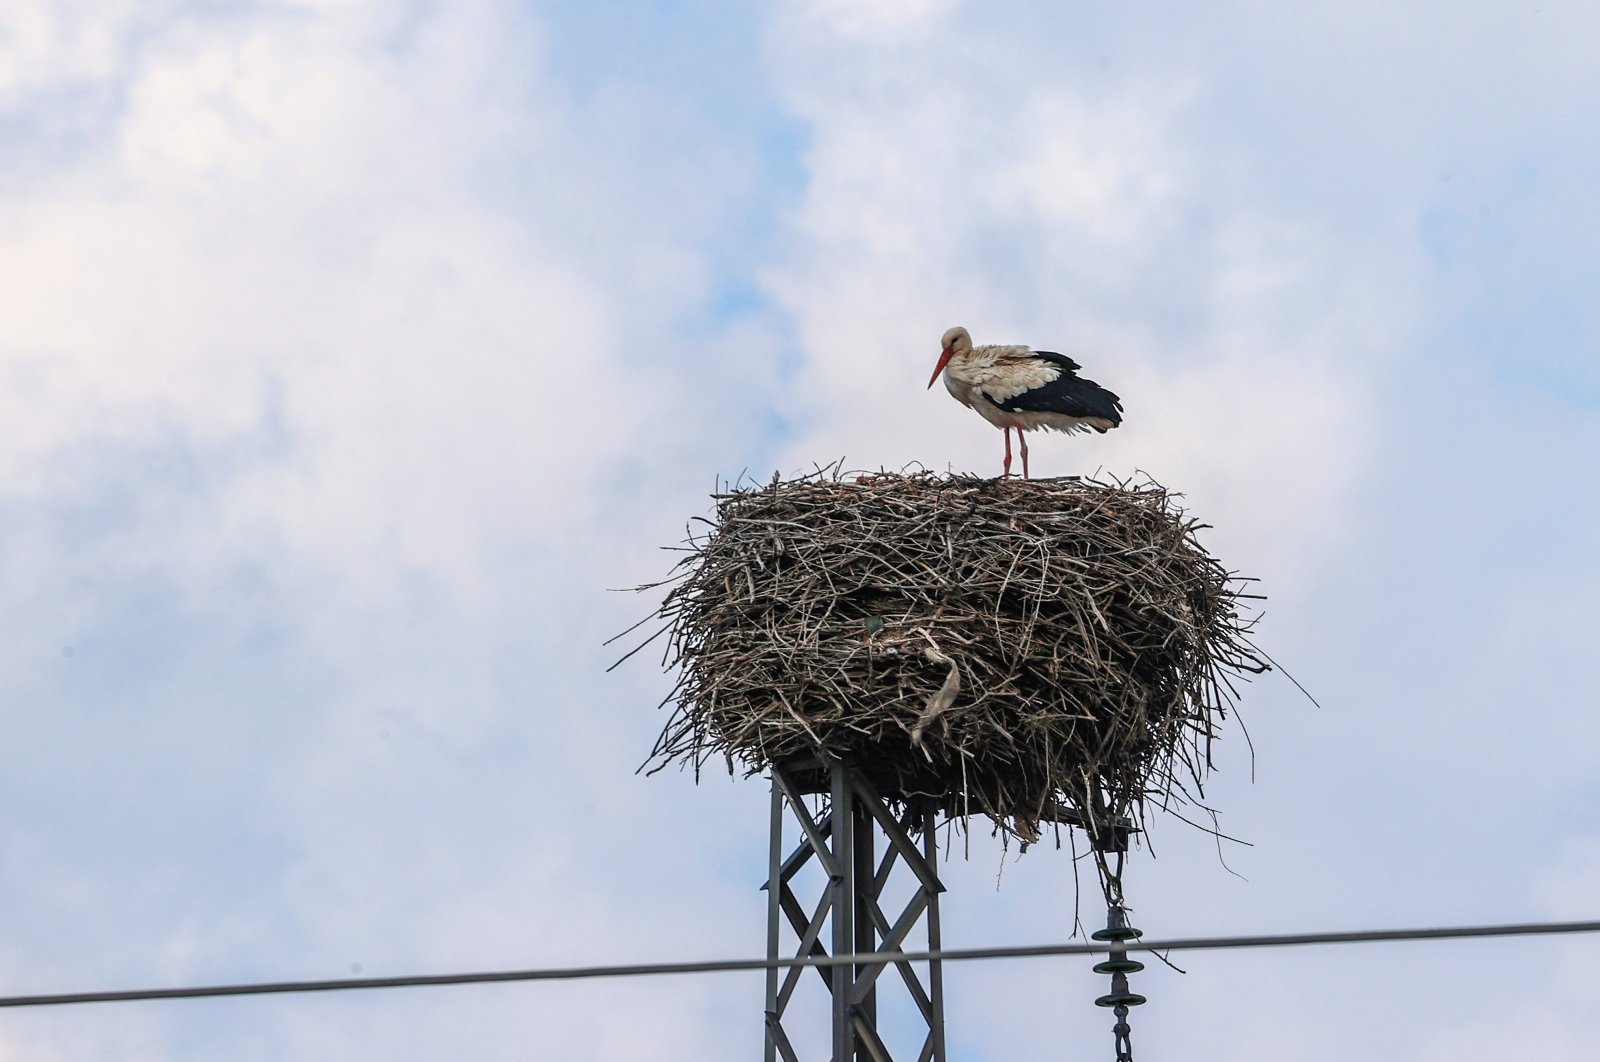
[763,757,948,1062]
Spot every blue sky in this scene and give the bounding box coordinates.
[2,1,1599,1058]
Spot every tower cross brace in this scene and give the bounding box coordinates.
[763,757,948,1062]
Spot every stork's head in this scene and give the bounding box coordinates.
[928,326,972,389]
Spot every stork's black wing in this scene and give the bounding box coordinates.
[995,350,1124,425]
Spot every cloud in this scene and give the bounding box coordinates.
[758,4,1422,587]
[3,1,1600,1058]
[747,5,1600,1059]
[790,0,955,39]
[0,1,778,1055]
[3,1,628,586]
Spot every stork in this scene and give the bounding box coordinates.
[927,325,1123,479]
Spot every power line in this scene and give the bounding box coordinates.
[2,919,1596,1010]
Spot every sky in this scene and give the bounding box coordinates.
[2,0,1599,1058]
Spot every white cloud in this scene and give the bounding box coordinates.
[3,1,1600,1058]
[0,0,670,600]
[0,0,146,101]
[759,5,1420,584]
[0,2,771,1055]
[789,0,955,39]
[1420,1005,1600,1062]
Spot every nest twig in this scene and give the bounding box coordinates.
[631,468,1268,851]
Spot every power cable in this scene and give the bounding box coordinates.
[2,918,1596,1010]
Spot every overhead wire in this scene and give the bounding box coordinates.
[1,918,1596,1010]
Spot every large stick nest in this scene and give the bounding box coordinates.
[637,469,1268,845]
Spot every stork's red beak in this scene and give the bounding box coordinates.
[927,347,954,389]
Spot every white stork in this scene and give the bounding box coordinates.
[927,325,1123,479]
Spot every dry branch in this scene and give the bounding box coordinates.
[634,469,1268,848]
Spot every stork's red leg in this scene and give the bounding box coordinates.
[1019,431,1030,479]
[1002,428,1013,477]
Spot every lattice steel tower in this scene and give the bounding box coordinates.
[762,756,947,1061]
